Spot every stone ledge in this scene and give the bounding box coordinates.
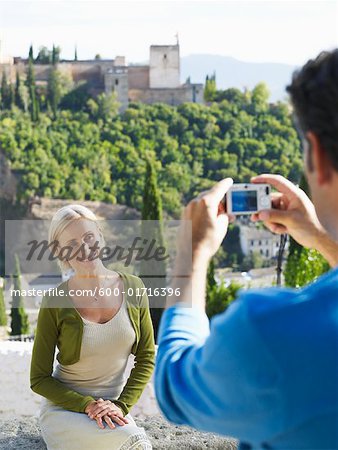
[0,414,238,449]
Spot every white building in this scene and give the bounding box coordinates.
[240,226,288,259]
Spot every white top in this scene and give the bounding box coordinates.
[52,293,136,401]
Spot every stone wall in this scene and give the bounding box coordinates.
[0,341,238,449]
[128,66,150,90]
[129,84,204,106]
[0,415,238,449]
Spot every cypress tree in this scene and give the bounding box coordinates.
[26,45,39,121]
[140,156,167,342]
[142,157,163,221]
[0,72,6,109]
[10,254,30,336]
[74,46,78,61]
[15,71,25,110]
[204,72,217,102]
[52,44,57,65]
[29,44,34,61]
[8,83,14,109]
[47,44,61,118]
[53,45,61,64]
[207,258,217,290]
[206,257,217,308]
[0,280,7,327]
[0,71,13,110]
[288,173,309,257]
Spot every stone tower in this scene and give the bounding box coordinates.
[149,44,180,89]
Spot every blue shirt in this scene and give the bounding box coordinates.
[155,267,338,449]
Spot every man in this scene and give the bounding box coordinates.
[154,49,338,449]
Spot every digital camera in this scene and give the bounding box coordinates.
[223,183,271,215]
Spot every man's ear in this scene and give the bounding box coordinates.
[303,135,314,172]
[306,131,333,186]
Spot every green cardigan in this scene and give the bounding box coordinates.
[30,271,155,416]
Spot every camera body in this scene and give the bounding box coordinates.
[224,183,271,215]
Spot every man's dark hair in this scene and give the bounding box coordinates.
[286,48,338,171]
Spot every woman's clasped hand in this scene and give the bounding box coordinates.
[85,398,129,429]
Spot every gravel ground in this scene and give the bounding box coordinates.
[0,414,238,449]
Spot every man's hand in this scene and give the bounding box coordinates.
[251,174,338,267]
[85,398,129,429]
[167,178,234,310]
[177,177,234,263]
[251,174,324,248]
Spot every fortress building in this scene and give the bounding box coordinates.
[0,43,204,110]
[128,44,203,105]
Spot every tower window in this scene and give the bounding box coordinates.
[115,79,119,86]
[163,54,167,60]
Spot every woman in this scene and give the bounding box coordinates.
[30,204,155,450]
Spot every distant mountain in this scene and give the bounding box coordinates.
[181,54,298,102]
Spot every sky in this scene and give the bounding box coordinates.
[0,0,337,66]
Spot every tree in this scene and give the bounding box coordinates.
[141,156,164,221]
[15,71,25,110]
[0,72,7,109]
[206,279,240,319]
[249,82,270,114]
[87,92,120,122]
[214,87,248,106]
[51,44,61,65]
[35,45,61,64]
[204,72,217,102]
[74,46,78,61]
[140,156,167,342]
[60,81,90,111]
[0,71,13,110]
[47,47,62,117]
[241,250,264,271]
[207,258,217,290]
[35,46,51,64]
[206,257,217,305]
[221,224,244,269]
[29,44,34,61]
[9,82,14,109]
[10,254,29,336]
[26,45,39,121]
[284,247,330,288]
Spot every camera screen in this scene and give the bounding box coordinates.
[231,190,257,212]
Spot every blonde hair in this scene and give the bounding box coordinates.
[48,204,105,273]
